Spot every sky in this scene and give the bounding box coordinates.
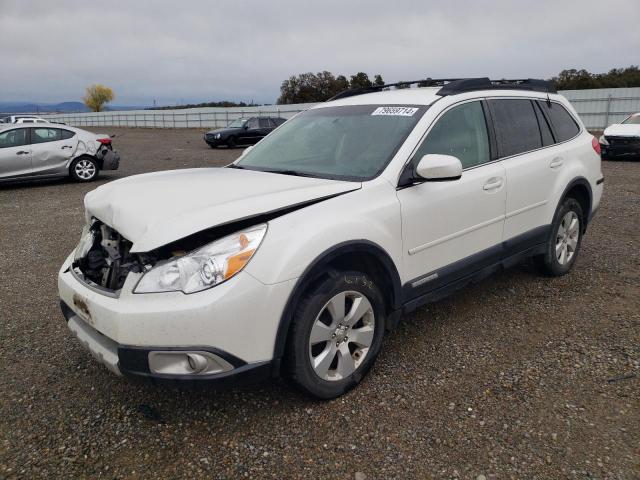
[1,0,639,106]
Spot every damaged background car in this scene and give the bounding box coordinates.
[600,112,640,159]
[0,124,120,183]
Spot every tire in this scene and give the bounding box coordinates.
[226,136,237,148]
[70,157,99,182]
[208,143,217,149]
[285,270,386,399]
[537,197,584,276]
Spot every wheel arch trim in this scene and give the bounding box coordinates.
[272,240,402,362]
[557,176,593,231]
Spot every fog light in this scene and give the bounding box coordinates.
[148,351,234,376]
[186,353,208,373]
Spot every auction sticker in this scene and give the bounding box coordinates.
[371,106,418,116]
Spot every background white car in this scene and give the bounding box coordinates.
[1,115,48,124]
[600,112,640,159]
[0,124,120,182]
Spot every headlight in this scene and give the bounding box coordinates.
[599,135,608,145]
[134,224,267,294]
[214,133,221,139]
[74,220,97,260]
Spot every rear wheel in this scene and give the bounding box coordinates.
[537,197,584,276]
[285,271,385,399]
[70,157,98,182]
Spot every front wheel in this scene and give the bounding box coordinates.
[226,136,237,148]
[285,270,386,399]
[70,157,99,182]
[537,197,584,276]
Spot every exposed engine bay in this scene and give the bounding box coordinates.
[72,221,153,291]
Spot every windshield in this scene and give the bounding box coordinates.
[236,105,426,181]
[622,114,640,125]
[228,118,247,128]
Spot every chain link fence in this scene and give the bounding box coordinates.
[36,88,640,131]
[41,105,314,129]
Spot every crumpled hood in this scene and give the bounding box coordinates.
[604,123,640,137]
[84,167,360,252]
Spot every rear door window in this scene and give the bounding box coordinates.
[540,102,580,142]
[489,99,542,157]
[31,128,62,144]
[533,102,555,146]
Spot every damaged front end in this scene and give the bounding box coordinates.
[72,221,154,293]
[72,217,269,296]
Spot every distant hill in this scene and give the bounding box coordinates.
[0,101,144,114]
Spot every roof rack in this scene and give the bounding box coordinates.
[327,77,556,101]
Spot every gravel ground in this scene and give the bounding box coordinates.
[0,128,638,479]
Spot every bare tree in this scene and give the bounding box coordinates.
[83,84,115,112]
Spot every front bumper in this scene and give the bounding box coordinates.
[204,134,223,146]
[58,253,296,385]
[601,141,640,158]
[60,301,272,387]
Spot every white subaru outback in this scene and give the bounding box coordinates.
[58,78,603,399]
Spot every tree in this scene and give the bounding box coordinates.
[277,72,385,104]
[83,84,114,112]
[278,71,359,104]
[551,66,640,90]
[349,72,373,89]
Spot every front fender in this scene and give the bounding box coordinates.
[244,181,403,286]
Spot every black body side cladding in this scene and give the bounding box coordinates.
[401,225,551,312]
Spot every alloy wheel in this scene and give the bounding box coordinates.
[75,159,96,180]
[308,291,375,381]
[555,211,580,265]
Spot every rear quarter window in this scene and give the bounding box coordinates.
[541,102,580,142]
[489,99,542,157]
[60,129,76,140]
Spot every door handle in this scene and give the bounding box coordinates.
[61,145,73,149]
[483,177,503,191]
[550,157,564,169]
[16,151,29,155]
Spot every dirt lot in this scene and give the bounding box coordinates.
[0,128,638,479]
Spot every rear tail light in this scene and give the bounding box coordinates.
[591,136,601,155]
[97,138,112,145]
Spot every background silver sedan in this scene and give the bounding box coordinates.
[0,124,120,183]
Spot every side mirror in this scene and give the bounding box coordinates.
[415,154,462,181]
[243,125,249,130]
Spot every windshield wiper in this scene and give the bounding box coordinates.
[261,169,318,178]
[227,164,318,178]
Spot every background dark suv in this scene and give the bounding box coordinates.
[204,116,286,148]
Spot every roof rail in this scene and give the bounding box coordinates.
[436,78,556,96]
[327,77,556,101]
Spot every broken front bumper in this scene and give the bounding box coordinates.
[60,300,272,387]
[57,252,296,386]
